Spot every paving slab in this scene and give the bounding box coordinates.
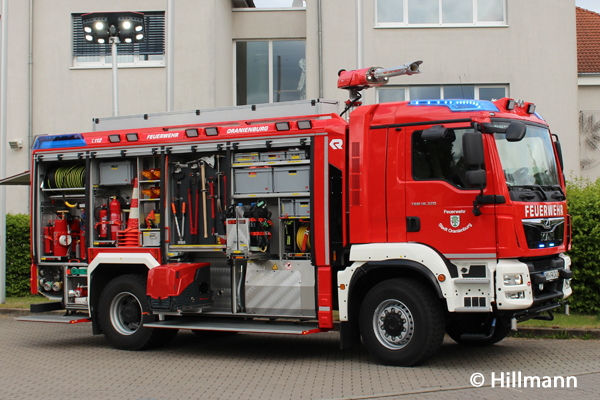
[1,315,598,400]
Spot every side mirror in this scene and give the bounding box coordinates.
[506,121,527,142]
[552,133,564,170]
[422,125,448,140]
[462,132,485,168]
[465,169,486,187]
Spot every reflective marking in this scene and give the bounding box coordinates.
[324,136,329,265]
[319,306,331,312]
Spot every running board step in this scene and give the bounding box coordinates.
[144,317,322,335]
[16,314,91,324]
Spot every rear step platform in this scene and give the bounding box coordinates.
[16,314,91,324]
[144,317,322,335]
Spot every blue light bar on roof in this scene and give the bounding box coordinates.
[534,111,545,121]
[408,99,499,112]
[33,133,87,150]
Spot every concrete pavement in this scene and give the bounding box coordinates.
[1,314,599,400]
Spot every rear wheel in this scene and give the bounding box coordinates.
[359,279,445,366]
[98,274,178,350]
[446,314,511,346]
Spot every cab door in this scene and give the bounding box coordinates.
[404,126,497,257]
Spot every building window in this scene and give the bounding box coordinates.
[378,85,507,102]
[412,128,476,188]
[233,0,306,8]
[72,12,165,68]
[236,40,306,106]
[376,0,506,27]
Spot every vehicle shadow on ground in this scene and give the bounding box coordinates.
[19,326,526,368]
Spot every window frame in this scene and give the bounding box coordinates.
[374,0,507,28]
[377,84,509,103]
[71,11,166,69]
[233,38,306,106]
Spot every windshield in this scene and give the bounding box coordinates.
[494,124,560,187]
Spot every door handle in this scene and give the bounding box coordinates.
[406,216,420,232]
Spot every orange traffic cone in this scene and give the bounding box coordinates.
[118,178,140,247]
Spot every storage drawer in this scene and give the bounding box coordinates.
[234,167,273,194]
[280,199,295,217]
[142,231,160,246]
[295,200,310,217]
[280,198,310,217]
[260,151,286,162]
[234,152,260,163]
[286,149,307,160]
[273,165,309,193]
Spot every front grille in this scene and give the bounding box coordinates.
[519,256,566,304]
[522,217,564,249]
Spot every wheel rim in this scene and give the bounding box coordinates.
[373,299,415,350]
[109,292,143,336]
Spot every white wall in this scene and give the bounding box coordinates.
[312,0,579,176]
[0,0,582,214]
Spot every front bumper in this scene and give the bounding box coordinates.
[495,254,572,311]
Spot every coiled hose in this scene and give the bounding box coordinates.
[45,165,86,191]
[296,225,311,252]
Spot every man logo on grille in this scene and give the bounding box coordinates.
[451,215,460,228]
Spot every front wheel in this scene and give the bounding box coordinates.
[359,279,445,366]
[98,274,178,350]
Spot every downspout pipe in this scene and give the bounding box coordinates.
[28,0,32,151]
[356,0,363,69]
[166,0,174,111]
[1,0,10,304]
[317,0,323,98]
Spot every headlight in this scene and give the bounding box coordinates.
[505,291,525,300]
[504,274,523,286]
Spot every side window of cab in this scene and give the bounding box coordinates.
[412,128,476,188]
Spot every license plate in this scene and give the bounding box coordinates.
[544,269,559,281]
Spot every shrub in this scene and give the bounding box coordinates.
[5,213,31,296]
[566,177,600,315]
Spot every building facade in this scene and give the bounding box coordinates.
[1,0,580,213]
[577,6,600,177]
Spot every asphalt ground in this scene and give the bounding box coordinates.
[1,314,599,400]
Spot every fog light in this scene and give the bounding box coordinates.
[505,291,525,300]
[504,274,523,286]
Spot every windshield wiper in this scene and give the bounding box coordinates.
[512,185,548,201]
[549,185,566,201]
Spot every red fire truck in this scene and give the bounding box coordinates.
[18,62,572,366]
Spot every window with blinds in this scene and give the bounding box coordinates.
[72,12,165,67]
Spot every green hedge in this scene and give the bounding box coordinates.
[5,213,31,297]
[566,177,600,315]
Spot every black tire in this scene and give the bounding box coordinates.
[98,274,178,350]
[446,314,511,346]
[359,279,445,366]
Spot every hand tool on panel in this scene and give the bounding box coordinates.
[207,177,216,235]
[216,155,225,213]
[200,161,208,239]
[180,202,186,243]
[171,202,183,243]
